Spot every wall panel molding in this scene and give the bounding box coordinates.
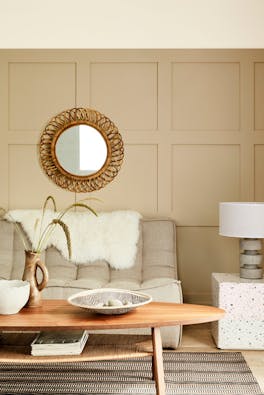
[8,62,76,132]
[171,62,240,131]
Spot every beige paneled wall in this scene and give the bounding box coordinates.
[171,62,240,131]
[1,49,264,304]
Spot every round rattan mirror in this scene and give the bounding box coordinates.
[39,108,124,192]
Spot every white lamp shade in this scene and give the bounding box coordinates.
[219,202,264,238]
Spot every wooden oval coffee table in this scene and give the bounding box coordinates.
[0,300,225,395]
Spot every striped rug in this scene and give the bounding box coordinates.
[0,352,262,395]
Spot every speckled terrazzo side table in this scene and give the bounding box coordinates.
[211,272,264,349]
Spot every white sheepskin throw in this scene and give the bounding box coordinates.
[6,210,142,269]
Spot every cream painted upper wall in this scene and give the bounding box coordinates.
[1,0,264,48]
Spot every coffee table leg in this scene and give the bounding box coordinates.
[151,327,166,395]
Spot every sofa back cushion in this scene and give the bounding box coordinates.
[0,218,178,290]
[142,218,178,281]
[0,220,14,279]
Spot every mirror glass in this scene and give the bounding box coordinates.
[55,125,108,176]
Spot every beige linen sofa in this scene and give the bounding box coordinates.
[0,217,183,348]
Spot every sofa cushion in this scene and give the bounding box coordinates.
[0,221,14,279]
[77,261,110,286]
[142,218,178,281]
[1,218,178,289]
[39,224,143,289]
[45,247,77,281]
[109,227,143,286]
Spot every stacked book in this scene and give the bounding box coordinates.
[31,330,89,356]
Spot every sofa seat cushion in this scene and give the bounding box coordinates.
[43,278,181,299]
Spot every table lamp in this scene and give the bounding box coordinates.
[219,202,264,279]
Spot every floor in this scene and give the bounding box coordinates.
[179,323,264,392]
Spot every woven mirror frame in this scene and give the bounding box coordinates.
[39,108,124,192]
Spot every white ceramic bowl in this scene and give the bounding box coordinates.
[0,280,30,314]
[68,288,152,315]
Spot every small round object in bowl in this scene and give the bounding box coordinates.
[0,280,30,315]
[68,288,152,315]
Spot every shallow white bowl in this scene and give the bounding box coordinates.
[68,288,152,315]
[0,280,30,314]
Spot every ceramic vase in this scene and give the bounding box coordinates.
[22,250,49,307]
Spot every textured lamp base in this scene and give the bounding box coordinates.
[240,267,263,279]
[239,239,263,280]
